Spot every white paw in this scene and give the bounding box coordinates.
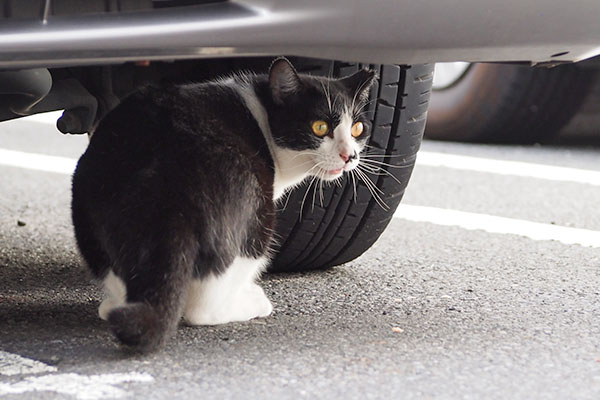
[243,283,273,319]
[184,283,273,326]
[98,297,121,320]
[98,271,127,320]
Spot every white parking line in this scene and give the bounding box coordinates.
[0,350,153,399]
[395,204,600,248]
[0,372,154,400]
[3,147,600,248]
[3,147,600,186]
[417,151,600,186]
[0,148,77,175]
[0,351,57,376]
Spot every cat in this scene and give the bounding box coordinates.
[71,57,376,352]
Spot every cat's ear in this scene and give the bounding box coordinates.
[269,57,302,105]
[340,68,377,102]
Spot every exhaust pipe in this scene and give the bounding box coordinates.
[0,68,52,118]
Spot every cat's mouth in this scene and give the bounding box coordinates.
[319,163,358,177]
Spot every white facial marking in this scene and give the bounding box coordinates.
[333,112,356,162]
[183,256,272,325]
[313,110,362,181]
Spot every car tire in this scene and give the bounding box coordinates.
[424,63,595,143]
[268,60,433,272]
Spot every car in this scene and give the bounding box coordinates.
[425,59,600,143]
[2,0,600,272]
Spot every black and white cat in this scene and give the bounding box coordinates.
[71,58,376,352]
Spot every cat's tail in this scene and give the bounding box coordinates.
[106,238,197,353]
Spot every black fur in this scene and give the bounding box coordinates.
[72,58,376,352]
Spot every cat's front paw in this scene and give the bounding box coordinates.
[184,283,273,325]
[243,283,273,319]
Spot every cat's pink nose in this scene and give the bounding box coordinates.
[340,151,357,163]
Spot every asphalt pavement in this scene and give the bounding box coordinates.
[1,115,599,399]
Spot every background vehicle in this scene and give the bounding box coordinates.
[2,0,600,272]
[425,59,600,143]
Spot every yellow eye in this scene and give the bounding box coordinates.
[351,121,364,137]
[311,120,329,137]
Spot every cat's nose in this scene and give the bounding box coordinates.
[340,151,357,163]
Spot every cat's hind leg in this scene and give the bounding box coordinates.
[183,256,273,325]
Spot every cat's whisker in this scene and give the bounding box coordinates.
[332,91,342,112]
[320,80,333,114]
[360,160,408,170]
[311,171,320,211]
[361,153,405,158]
[362,143,380,149]
[362,147,410,158]
[304,162,325,176]
[300,162,327,215]
[350,169,358,203]
[300,174,319,220]
[350,75,376,115]
[362,152,408,159]
[358,164,380,174]
[355,168,389,210]
[358,164,403,185]
[353,97,379,116]
[356,168,385,195]
[358,161,387,171]
[359,96,379,109]
[277,189,293,212]
[305,162,327,212]
[319,169,327,207]
[355,110,372,119]
[319,171,325,207]
[360,159,411,169]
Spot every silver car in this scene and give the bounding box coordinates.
[2,0,599,271]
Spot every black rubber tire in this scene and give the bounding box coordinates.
[424,63,596,143]
[268,60,434,273]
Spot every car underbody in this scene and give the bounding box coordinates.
[1,0,600,272]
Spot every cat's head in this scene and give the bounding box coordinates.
[266,58,377,182]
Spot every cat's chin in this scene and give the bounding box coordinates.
[317,167,344,181]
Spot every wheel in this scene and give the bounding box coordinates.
[268,60,434,272]
[424,62,596,143]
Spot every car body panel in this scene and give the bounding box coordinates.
[0,0,599,68]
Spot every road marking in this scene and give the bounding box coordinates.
[0,372,154,400]
[417,151,600,186]
[0,351,57,376]
[0,148,76,175]
[3,147,600,248]
[3,147,600,187]
[395,204,600,248]
[0,351,154,399]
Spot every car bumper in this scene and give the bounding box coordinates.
[1,0,599,68]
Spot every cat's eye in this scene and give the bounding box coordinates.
[312,120,329,137]
[351,121,364,137]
